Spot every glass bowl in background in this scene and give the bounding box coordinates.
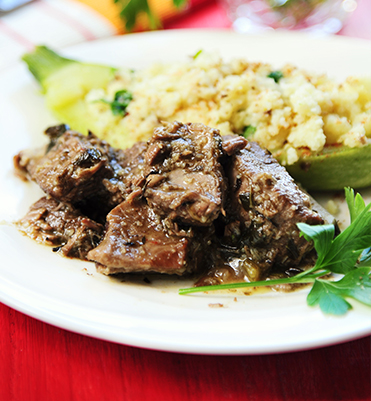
[221,0,358,34]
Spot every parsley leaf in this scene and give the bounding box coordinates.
[115,0,187,31]
[307,280,352,315]
[115,0,160,31]
[242,125,257,138]
[332,267,371,306]
[307,267,371,314]
[297,223,335,268]
[322,201,371,274]
[173,0,187,8]
[267,70,284,83]
[359,247,371,267]
[345,187,366,222]
[101,89,133,117]
[297,188,371,275]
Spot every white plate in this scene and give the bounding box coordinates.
[0,29,370,355]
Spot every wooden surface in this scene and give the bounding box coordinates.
[1,0,371,400]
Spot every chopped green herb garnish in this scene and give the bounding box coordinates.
[102,90,133,117]
[179,188,371,315]
[193,50,203,59]
[242,125,257,138]
[267,70,284,83]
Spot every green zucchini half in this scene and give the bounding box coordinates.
[284,143,371,191]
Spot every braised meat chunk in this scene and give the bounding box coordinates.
[141,122,226,226]
[17,196,103,259]
[224,141,324,281]
[14,122,332,285]
[14,126,150,220]
[87,198,208,275]
[15,126,113,202]
[102,140,148,207]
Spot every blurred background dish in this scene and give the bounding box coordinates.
[1,0,369,72]
[220,0,358,34]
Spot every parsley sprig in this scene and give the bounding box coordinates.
[114,0,187,31]
[179,188,371,315]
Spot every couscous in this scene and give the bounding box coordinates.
[85,51,371,165]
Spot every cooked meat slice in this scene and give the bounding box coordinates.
[87,198,208,275]
[14,129,118,203]
[13,126,150,222]
[16,196,103,260]
[14,123,330,282]
[102,140,148,206]
[14,125,70,181]
[141,122,226,226]
[224,141,324,281]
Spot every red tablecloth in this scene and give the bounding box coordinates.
[1,1,370,400]
[0,299,370,400]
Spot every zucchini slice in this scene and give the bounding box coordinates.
[23,46,116,134]
[285,144,371,190]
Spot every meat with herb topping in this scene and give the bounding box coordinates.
[221,141,324,281]
[88,198,210,275]
[141,122,226,226]
[14,122,329,283]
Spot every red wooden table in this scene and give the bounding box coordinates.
[0,299,370,400]
[1,1,370,400]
